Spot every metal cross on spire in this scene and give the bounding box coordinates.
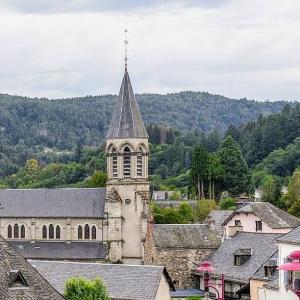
[124,29,128,70]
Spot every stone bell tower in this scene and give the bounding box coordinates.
[105,65,150,264]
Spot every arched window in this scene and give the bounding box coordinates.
[42,225,47,239]
[137,147,143,177]
[7,225,12,239]
[84,224,90,239]
[49,224,54,239]
[92,226,96,240]
[78,225,83,239]
[20,225,25,239]
[56,226,61,239]
[14,224,19,239]
[112,148,118,178]
[123,147,131,178]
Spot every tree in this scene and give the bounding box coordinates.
[64,277,110,300]
[283,169,300,216]
[261,175,281,206]
[207,154,224,200]
[190,146,209,199]
[193,199,218,222]
[220,197,236,210]
[218,136,251,196]
[178,202,193,223]
[87,171,107,187]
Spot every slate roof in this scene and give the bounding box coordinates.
[153,224,221,249]
[9,241,107,261]
[0,235,64,299]
[251,251,278,281]
[0,188,106,218]
[204,210,232,236]
[106,69,148,139]
[223,202,300,229]
[276,225,300,244]
[30,260,174,300]
[195,232,280,283]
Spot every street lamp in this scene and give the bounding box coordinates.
[278,250,300,299]
[197,261,225,300]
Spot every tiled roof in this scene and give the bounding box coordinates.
[153,224,221,249]
[276,225,300,244]
[9,240,107,261]
[30,260,174,300]
[106,69,148,139]
[204,210,232,236]
[223,202,300,229]
[0,236,64,299]
[0,188,106,218]
[195,232,280,283]
[251,251,278,281]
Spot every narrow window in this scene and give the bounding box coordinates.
[49,224,54,239]
[7,225,12,239]
[137,147,143,177]
[78,225,83,239]
[84,224,90,239]
[14,224,19,239]
[92,226,96,240]
[56,226,61,239]
[42,225,47,239]
[256,221,262,231]
[20,225,25,239]
[123,147,131,178]
[112,148,118,178]
[235,220,241,226]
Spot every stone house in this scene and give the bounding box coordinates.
[145,224,221,289]
[0,234,64,300]
[194,232,280,300]
[31,260,175,300]
[0,67,151,265]
[222,202,300,238]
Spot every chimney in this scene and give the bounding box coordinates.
[228,225,243,237]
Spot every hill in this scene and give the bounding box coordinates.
[0,92,287,150]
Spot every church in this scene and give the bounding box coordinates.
[0,66,150,265]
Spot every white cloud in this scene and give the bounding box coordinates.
[0,0,299,100]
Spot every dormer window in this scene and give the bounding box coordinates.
[234,249,252,266]
[256,221,262,231]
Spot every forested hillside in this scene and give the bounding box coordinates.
[0,92,286,151]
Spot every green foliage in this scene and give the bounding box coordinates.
[218,136,251,196]
[152,202,193,224]
[220,197,236,210]
[64,277,110,300]
[85,171,107,187]
[283,169,300,216]
[207,153,224,200]
[261,175,282,206]
[193,199,218,222]
[187,297,202,300]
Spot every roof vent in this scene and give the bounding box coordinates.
[9,270,28,288]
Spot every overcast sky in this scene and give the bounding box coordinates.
[0,0,300,101]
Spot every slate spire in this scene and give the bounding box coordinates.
[106,69,148,139]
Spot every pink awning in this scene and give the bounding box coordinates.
[278,262,300,271]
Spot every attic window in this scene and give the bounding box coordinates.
[255,221,262,231]
[234,249,252,266]
[9,270,28,289]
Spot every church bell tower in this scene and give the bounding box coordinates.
[105,49,150,264]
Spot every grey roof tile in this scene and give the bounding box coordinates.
[0,188,106,218]
[106,69,148,139]
[276,225,300,244]
[153,224,221,249]
[223,202,300,229]
[196,232,280,283]
[9,240,107,260]
[204,210,232,236]
[251,251,278,281]
[30,260,173,300]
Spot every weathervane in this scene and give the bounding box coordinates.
[124,29,128,70]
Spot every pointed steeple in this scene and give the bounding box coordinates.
[106,69,148,139]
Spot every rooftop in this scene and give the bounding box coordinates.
[9,240,107,261]
[276,225,300,244]
[0,188,106,218]
[204,210,232,236]
[106,69,148,139]
[30,260,174,300]
[223,202,300,229]
[195,232,280,283]
[153,224,221,249]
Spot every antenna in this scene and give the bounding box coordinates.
[124,29,128,70]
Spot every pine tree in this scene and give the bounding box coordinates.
[207,153,224,200]
[218,135,251,196]
[190,146,209,199]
